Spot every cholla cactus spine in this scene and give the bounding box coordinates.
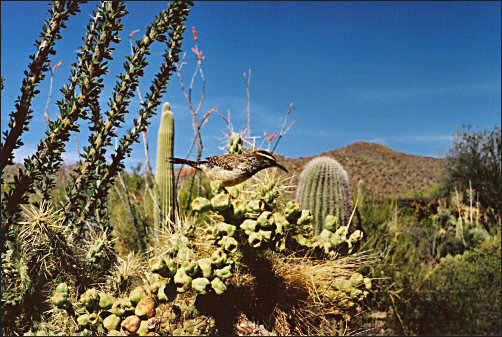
[296,156,353,235]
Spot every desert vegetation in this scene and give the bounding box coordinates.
[1,1,501,336]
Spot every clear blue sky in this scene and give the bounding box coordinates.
[2,1,501,171]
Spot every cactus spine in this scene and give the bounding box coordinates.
[296,156,353,235]
[155,103,176,227]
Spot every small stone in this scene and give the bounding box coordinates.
[121,315,141,334]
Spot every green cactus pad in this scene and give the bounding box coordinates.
[88,312,100,327]
[80,288,99,307]
[148,273,169,294]
[174,267,192,293]
[297,210,314,225]
[246,199,264,213]
[258,229,273,242]
[232,200,247,218]
[210,249,228,267]
[163,257,177,277]
[319,229,333,243]
[129,286,147,305]
[149,256,169,276]
[240,219,258,235]
[324,214,339,232]
[192,277,211,294]
[51,292,68,308]
[210,180,225,195]
[99,292,115,309]
[137,320,149,336]
[248,232,263,248]
[211,193,231,211]
[273,213,289,234]
[191,197,211,212]
[197,258,213,278]
[285,200,301,222]
[77,314,90,327]
[215,222,237,238]
[214,265,233,280]
[257,211,274,228]
[219,236,239,253]
[210,277,227,295]
[55,282,69,295]
[103,314,121,332]
[111,298,133,317]
[183,260,200,278]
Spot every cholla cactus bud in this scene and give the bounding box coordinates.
[163,257,177,277]
[211,249,228,267]
[135,297,156,318]
[297,210,313,225]
[103,314,121,332]
[197,257,213,278]
[78,314,90,327]
[174,267,192,293]
[324,214,339,232]
[363,277,372,290]
[240,219,258,235]
[211,277,227,295]
[349,230,363,243]
[285,200,301,222]
[129,286,146,305]
[350,273,364,287]
[51,283,69,308]
[211,193,231,211]
[183,260,200,278]
[192,277,211,294]
[248,232,263,248]
[257,211,274,228]
[232,200,247,218]
[214,265,233,280]
[228,132,243,154]
[258,230,273,242]
[215,222,237,238]
[148,273,169,294]
[137,320,149,336]
[107,330,121,336]
[192,197,211,212]
[211,180,225,195]
[111,298,133,317]
[99,292,115,309]
[219,236,238,253]
[273,213,289,234]
[149,256,168,276]
[246,199,264,213]
[80,288,99,307]
[88,312,100,327]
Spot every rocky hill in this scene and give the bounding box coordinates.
[277,142,446,198]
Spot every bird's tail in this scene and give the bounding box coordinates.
[167,157,202,170]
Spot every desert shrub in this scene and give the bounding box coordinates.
[416,233,501,335]
[443,125,502,223]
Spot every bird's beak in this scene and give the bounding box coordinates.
[275,162,288,173]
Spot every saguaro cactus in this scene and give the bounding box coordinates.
[155,103,176,227]
[296,156,353,235]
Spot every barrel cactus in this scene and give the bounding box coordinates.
[296,156,353,235]
[154,102,176,227]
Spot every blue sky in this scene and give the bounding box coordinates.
[1,1,501,171]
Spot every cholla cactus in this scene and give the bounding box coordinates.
[296,156,353,235]
[228,132,244,154]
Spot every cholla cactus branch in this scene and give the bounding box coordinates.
[2,1,118,230]
[271,102,295,153]
[73,0,192,228]
[0,1,82,173]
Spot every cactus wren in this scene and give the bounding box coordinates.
[168,150,288,186]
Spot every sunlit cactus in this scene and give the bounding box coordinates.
[154,103,176,228]
[296,156,353,235]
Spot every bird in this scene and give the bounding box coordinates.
[168,149,288,186]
